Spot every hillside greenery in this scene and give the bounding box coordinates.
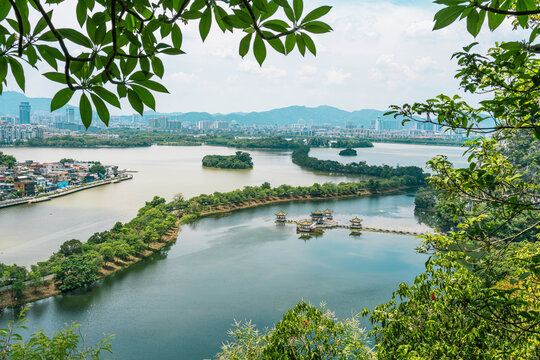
[202,151,254,169]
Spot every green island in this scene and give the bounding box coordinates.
[339,148,357,156]
[202,151,253,169]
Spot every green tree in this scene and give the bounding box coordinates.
[99,245,115,264]
[215,301,372,360]
[0,0,331,127]
[55,254,101,293]
[0,152,16,168]
[59,239,83,257]
[1,309,113,359]
[88,163,106,175]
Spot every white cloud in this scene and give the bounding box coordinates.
[239,60,287,81]
[209,47,236,59]
[299,65,318,76]
[170,72,198,83]
[324,68,351,85]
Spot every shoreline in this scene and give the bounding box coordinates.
[0,175,133,209]
[0,219,181,308]
[0,184,414,308]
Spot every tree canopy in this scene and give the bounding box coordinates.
[0,0,331,127]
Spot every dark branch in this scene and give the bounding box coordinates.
[474,2,540,16]
[7,0,24,57]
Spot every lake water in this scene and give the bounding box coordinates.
[0,142,464,359]
[0,142,464,266]
[1,196,426,359]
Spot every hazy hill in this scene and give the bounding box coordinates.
[0,91,397,127]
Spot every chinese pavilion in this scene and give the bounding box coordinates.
[297,220,315,232]
[350,217,363,229]
[275,211,287,222]
[323,209,333,220]
[311,210,325,224]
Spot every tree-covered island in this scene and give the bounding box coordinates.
[339,148,357,156]
[202,151,253,169]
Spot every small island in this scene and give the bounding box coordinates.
[339,148,357,156]
[202,151,253,169]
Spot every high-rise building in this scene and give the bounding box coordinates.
[19,102,31,124]
[213,121,229,130]
[66,107,75,123]
[196,120,212,130]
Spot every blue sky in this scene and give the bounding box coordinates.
[5,0,526,115]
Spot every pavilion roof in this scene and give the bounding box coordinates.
[297,220,314,226]
[324,209,333,214]
[311,210,324,215]
[350,217,363,223]
[275,211,287,216]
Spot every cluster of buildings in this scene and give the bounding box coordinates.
[0,160,122,201]
[0,99,468,141]
[147,117,230,131]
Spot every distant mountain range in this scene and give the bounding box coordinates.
[0,91,402,127]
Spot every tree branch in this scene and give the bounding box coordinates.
[7,0,24,57]
[474,2,540,16]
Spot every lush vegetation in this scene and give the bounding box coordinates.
[203,136,300,149]
[202,151,254,169]
[339,148,357,156]
[0,310,112,359]
[331,139,373,148]
[0,151,15,167]
[0,196,177,296]
[16,136,153,148]
[292,145,427,185]
[360,1,540,358]
[216,301,373,359]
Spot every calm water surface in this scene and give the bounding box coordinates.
[1,196,426,360]
[0,143,461,359]
[0,142,462,266]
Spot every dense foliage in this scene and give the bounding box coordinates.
[338,148,357,156]
[203,136,300,149]
[364,1,540,358]
[0,151,15,167]
[292,146,427,185]
[1,310,112,359]
[202,151,254,169]
[331,139,373,148]
[216,301,373,359]
[0,0,331,127]
[0,196,177,297]
[18,136,152,148]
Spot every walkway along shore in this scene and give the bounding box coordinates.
[0,185,418,308]
[0,175,133,209]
